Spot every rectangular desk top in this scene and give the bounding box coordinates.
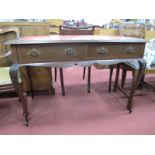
[6,35,146,66]
[6,35,146,45]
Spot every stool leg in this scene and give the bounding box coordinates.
[55,67,57,82]
[121,68,127,88]
[114,64,120,92]
[109,65,114,92]
[87,66,91,93]
[83,67,86,79]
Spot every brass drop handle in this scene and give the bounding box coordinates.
[27,49,40,57]
[64,47,76,56]
[123,46,135,53]
[97,47,109,54]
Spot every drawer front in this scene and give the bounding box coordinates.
[87,43,144,60]
[17,44,86,63]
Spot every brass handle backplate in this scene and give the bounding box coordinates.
[97,47,109,54]
[64,47,76,56]
[27,49,40,57]
[123,46,135,53]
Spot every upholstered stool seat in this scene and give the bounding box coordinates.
[0,67,12,85]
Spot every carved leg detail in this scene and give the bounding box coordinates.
[127,59,146,112]
[138,73,145,89]
[25,66,34,99]
[9,64,29,126]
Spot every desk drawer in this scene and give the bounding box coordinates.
[87,43,144,60]
[17,44,86,63]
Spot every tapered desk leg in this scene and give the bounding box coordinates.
[10,64,29,126]
[60,68,65,96]
[127,59,146,113]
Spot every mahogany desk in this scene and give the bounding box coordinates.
[6,35,146,126]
